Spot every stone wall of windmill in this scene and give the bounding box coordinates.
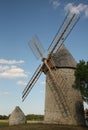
[44,44,85,125]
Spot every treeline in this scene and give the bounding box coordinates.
[0,115,8,120]
[0,114,44,121]
[26,114,44,121]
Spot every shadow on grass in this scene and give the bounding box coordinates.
[0,122,9,127]
[0,123,88,130]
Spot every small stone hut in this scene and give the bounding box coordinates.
[9,106,26,126]
[44,44,85,125]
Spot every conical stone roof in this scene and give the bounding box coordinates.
[52,44,77,68]
[9,106,26,126]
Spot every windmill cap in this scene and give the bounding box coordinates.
[52,44,77,69]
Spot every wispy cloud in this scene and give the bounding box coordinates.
[85,8,88,17]
[0,91,11,96]
[0,59,27,79]
[3,91,10,95]
[39,80,45,86]
[17,80,27,86]
[49,0,60,9]
[0,65,27,79]
[64,3,88,17]
[0,59,24,65]
[39,90,45,94]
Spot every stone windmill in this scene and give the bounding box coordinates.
[22,12,85,125]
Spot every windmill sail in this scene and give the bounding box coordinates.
[48,11,70,51]
[22,13,79,107]
[21,11,85,125]
[28,35,45,60]
[47,13,80,57]
[43,58,71,116]
[22,65,42,101]
[47,72,70,117]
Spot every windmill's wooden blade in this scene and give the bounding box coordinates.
[55,16,80,53]
[48,11,70,51]
[47,13,79,58]
[47,73,70,117]
[22,65,42,102]
[44,58,71,117]
[28,35,45,60]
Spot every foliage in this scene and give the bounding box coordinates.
[26,114,44,121]
[0,115,8,120]
[73,60,88,103]
[0,114,44,121]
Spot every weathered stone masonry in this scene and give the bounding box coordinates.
[44,44,85,125]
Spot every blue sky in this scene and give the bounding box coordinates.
[0,0,88,115]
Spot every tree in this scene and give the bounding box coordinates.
[73,60,88,103]
[0,115,8,120]
[26,114,44,120]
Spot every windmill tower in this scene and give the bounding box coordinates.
[22,13,85,125]
[44,44,85,125]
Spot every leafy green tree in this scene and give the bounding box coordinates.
[26,114,44,120]
[73,60,88,103]
[0,115,8,120]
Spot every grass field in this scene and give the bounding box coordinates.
[0,120,88,130]
[0,120,8,127]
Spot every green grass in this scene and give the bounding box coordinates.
[0,120,9,127]
[0,120,87,130]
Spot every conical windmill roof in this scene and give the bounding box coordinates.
[52,44,77,68]
[9,106,26,126]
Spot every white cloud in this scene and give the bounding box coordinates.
[49,0,60,9]
[0,66,9,71]
[0,91,11,96]
[0,59,27,79]
[40,80,45,85]
[64,3,88,17]
[3,91,10,95]
[85,8,88,17]
[0,65,27,79]
[17,80,27,86]
[39,90,45,94]
[0,59,24,64]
